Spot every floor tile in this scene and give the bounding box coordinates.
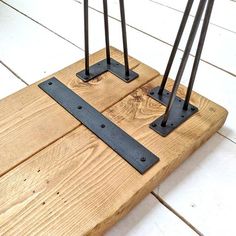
[156,134,236,236]
[0,63,25,99]
[106,194,198,236]
[0,2,84,84]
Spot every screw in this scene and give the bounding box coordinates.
[140,157,146,162]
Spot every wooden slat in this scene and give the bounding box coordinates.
[0,58,227,235]
[0,47,159,176]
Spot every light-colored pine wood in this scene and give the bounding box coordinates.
[0,47,159,176]
[0,49,227,235]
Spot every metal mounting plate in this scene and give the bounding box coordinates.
[38,78,159,174]
[148,86,198,137]
[76,58,139,83]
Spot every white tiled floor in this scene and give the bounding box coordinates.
[0,0,235,235]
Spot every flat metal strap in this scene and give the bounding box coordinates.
[148,86,198,137]
[76,58,139,83]
[38,78,159,174]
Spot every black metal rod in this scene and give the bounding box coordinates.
[161,0,207,127]
[103,0,111,64]
[84,0,89,75]
[119,0,130,76]
[183,0,214,110]
[158,0,194,95]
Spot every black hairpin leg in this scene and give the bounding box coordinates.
[149,0,214,136]
[76,0,138,83]
[84,0,89,76]
[158,0,194,96]
[103,0,111,65]
[183,0,215,110]
[119,0,130,76]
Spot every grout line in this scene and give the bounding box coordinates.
[0,60,29,86]
[0,0,84,52]
[217,131,236,145]
[151,191,204,236]
[149,0,236,34]
[73,0,236,77]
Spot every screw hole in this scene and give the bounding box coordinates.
[140,157,146,162]
[166,92,169,95]
[179,99,181,102]
[181,115,184,118]
[77,106,82,110]
[150,91,154,95]
[48,82,52,85]
[101,124,105,128]
[171,123,174,126]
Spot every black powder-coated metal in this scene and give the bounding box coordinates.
[160,0,206,127]
[38,77,159,174]
[76,58,138,83]
[183,0,215,110]
[148,86,198,137]
[158,0,194,95]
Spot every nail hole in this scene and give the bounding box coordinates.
[37,169,40,173]
[48,82,52,85]
[140,157,146,162]
[24,179,27,182]
[77,106,82,110]
[33,190,35,194]
[57,192,60,195]
[101,124,105,128]
[42,202,46,205]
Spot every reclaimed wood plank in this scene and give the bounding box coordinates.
[0,64,227,235]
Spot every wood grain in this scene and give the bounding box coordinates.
[0,54,227,235]
[0,47,159,176]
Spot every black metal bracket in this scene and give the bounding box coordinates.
[38,78,159,174]
[148,86,198,137]
[149,0,214,137]
[77,0,138,83]
[76,58,138,83]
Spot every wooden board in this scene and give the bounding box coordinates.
[0,48,227,235]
